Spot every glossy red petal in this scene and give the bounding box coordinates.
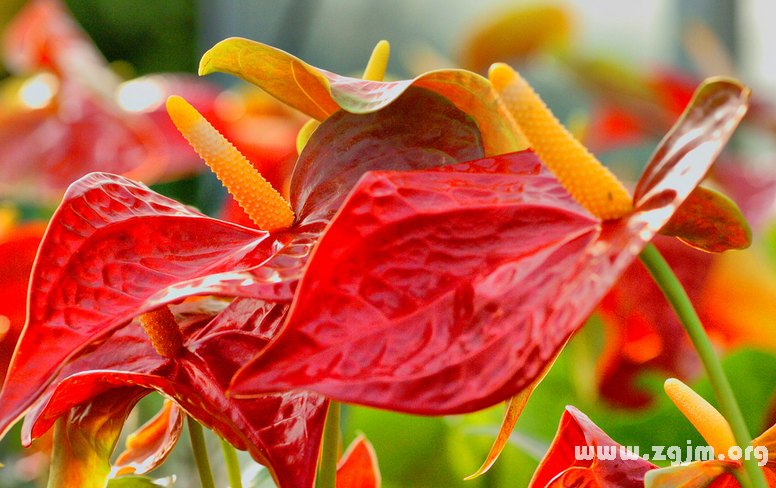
[529,406,656,488]
[634,78,749,210]
[231,79,749,415]
[291,86,485,224]
[21,298,327,488]
[336,435,381,488]
[113,399,184,476]
[231,150,601,414]
[0,173,311,438]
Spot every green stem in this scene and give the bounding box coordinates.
[639,243,768,488]
[187,417,216,488]
[220,437,243,488]
[317,401,341,488]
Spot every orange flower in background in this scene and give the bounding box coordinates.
[0,0,222,200]
[0,213,46,386]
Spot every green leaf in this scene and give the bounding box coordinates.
[660,185,752,252]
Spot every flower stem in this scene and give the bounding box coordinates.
[220,437,243,488]
[639,243,768,488]
[317,401,340,488]
[187,417,216,488]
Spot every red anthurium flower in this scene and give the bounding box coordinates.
[0,0,220,199]
[195,40,749,415]
[528,406,657,488]
[0,38,750,486]
[596,182,769,409]
[0,65,497,486]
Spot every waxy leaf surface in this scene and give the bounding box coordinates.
[529,406,656,488]
[0,84,492,488]
[231,78,750,415]
[291,86,485,223]
[0,173,311,436]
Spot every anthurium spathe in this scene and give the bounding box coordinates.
[528,406,657,488]
[0,173,330,488]
[112,399,183,477]
[211,40,750,414]
[336,435,381,488]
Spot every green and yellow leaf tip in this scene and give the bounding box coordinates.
[489,63,632,220]
[166,95,294,231]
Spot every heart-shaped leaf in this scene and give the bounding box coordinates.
[231,150,602,414]
[292,86,485,223]
[0,173,317,439]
